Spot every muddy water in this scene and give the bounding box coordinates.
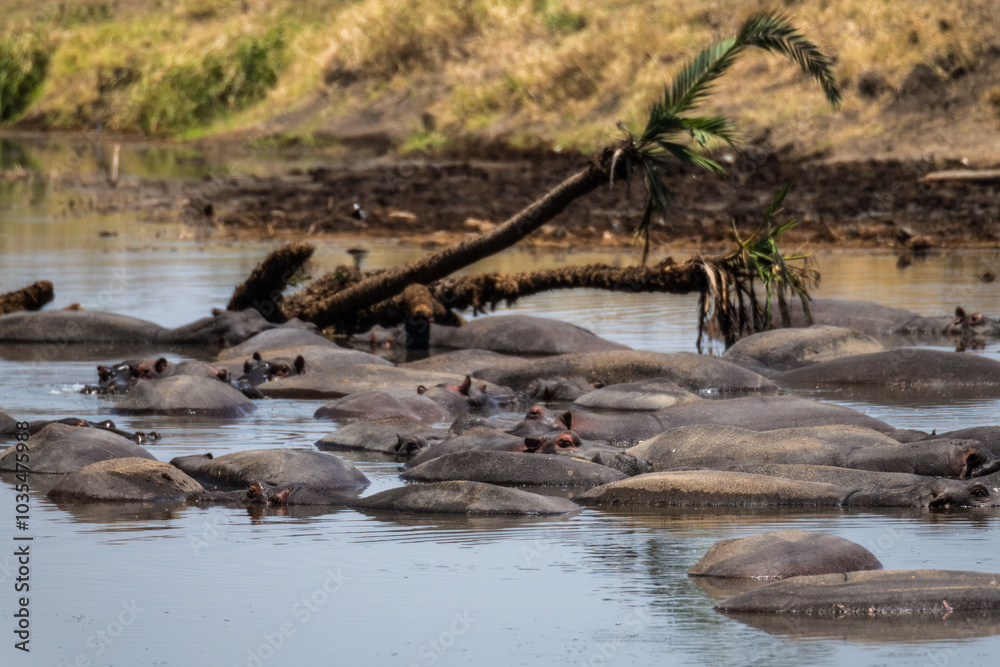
[2,152,1000,666]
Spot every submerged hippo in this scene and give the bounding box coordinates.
[715,569,1000,614]
[111,375,257,417]
[428,315,629,354]
[314,389,450,424]
[474,350,777,393]
[417,375,517,412]
[0,423,156,474]
[47,458,205,502]
[170,449,370,491]
[575,470,999,508]
[688,531,883,580]
[350,480,581,515]
[770,297,1000,342]
[629,425,1000,478]
[314,417,448,456]
[774,348,1000,396]
[400,450,629,488]
[721,326,884,376]
[0,308,292,349]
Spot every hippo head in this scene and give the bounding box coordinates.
[395,434,431,457]
[418,376,502,410]
[925,479,1000,508]
[245,481,290,505]
[953,441,1000,479]
[508,405,566,437]
[522,430,582,456]
[239,352,306,386]
[944,307,992,348]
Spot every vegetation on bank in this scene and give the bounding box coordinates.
[0,0,998,151]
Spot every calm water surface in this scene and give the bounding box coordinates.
[1,144,1000,666]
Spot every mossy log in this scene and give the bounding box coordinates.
[227,242,315,322]
[0,280,54,315]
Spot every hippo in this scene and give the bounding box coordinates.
[0,423,157,474]
[47,458,205,501]
[936,425,1000,457]
[400,349,524,375]
[417,375,517,412]
[571,378,701,411]
[314,389,450,424]
[215,327,335,359]
[0,308,292,349]
[473,350,777,393]
[314,417,448,456]
[638,395,895,434]
[169,449,370,491]
[111,375,257,417]
[770,297,1000,342]
[721,326,884,376]
[400,450,629,488]
[688,531,883,579]
[82,357,234,396]
[404,428,529,468]
[217,344,390,373]
[723,463,948,489]
[428,315,630,354]
[715,569,1000,614]
[254,364,509,400]
[201,480,357,506]
[575,470,1000,507]
[774,348,1000,397]
[27,417,161,445]
[1,411,20,437]
[628,425,1000,478]
[349,480,582,515]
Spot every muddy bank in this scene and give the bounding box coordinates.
[181,148,1000,252]
[29,144,1000,253]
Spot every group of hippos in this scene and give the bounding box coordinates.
[2,295,1000,616]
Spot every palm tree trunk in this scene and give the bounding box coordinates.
[294,151,618,329]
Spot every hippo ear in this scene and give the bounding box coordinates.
[459,376,472,396]
[273,488,291,505]
[294,355,306,374]
[591,382,604,389]
[559,411,573,429]
[523,437,541,453]
[155,357,169,374]
[253,351,263,361]
[417,385,427,395]
[955,306,966,317]
[97,365,111,381]
[244,359,254,373]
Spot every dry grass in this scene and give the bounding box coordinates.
[2,0,999,150]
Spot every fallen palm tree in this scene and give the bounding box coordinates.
[232,12,837,348]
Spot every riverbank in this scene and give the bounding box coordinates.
[16,139,998,258]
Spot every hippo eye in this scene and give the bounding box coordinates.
[526,409,540,419]
[969,484,990,498]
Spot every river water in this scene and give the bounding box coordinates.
[1,139,1000,666]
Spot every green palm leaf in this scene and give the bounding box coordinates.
[630,10,841,259]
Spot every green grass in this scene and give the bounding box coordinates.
[0,32,50,123]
